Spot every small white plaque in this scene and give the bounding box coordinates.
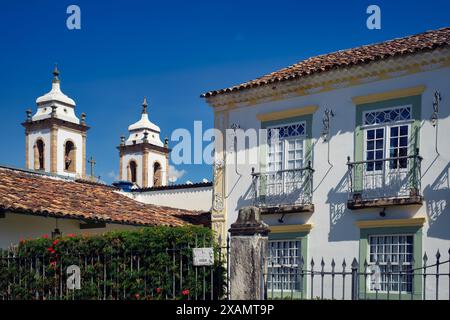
[193,247,214,266]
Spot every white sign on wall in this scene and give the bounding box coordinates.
[193,248,214,266]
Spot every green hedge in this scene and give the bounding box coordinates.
[0,225,226,300]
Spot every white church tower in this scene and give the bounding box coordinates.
[118,98,169,188]
[22,66,88,178]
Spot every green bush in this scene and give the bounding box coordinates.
[0,225,226,300]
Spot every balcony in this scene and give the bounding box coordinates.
[251,163,314,214]
[346,152,423,209]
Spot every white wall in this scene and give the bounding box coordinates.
[0,212,137,249]
[222,66,450,297]
[57,128,84,177]
[28,129,51,171]
[148,152,168,186]
[129,185,213,211]
[122,152,143,186]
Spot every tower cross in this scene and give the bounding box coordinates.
[88,156,96,178]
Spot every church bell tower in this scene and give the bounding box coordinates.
[22,66,89,178]
[118,98,169,188]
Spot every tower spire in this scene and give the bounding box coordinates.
[52,63,60,83]
[142,97,148,114]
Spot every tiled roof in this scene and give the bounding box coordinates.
[201,26,450,98]
[0,166,209,227]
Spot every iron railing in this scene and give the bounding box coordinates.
[263,249,450,300]
[0,236,230,300]
[346,151,422,202]
[251,162,314,208]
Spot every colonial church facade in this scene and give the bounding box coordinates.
[0,66,212,249]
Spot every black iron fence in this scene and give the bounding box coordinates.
[0,238,230,300]
[263,249,450,300]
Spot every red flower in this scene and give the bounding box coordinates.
[47,247,54,252]
[135,293,140,300]
[42,234,49,239]
[19,239,26,245]
[52,239,59,246]
[182,289,189,296]
[67,234,76,238]
[156,287,162,294]
[49,261,57,268]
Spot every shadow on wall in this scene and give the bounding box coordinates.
[424,161,450,240]
[326,172,359,242]
[235,179,254,213]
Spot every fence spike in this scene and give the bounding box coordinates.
[342,258,346,268]
[436,249,441,260]
[321,258,325,268]
[363,259,368,269]
[331,258,335,268]
[310,258,315,268]
[423,252,428,263]
[351,258,358,269]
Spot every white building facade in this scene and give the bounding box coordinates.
[203,28,450,299]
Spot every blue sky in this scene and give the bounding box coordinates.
[0,0,449,184]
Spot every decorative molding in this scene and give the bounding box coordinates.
[213,192,223,212]
[257,105,318,122]
[352,85,426,105]
[50,125,57,173]
[82,133,86,178]
[355,217,426,229]
[270,224,313,233]
[142,148,149,188]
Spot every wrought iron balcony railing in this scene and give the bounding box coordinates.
[346,150,423,208]
[251,162,314,211]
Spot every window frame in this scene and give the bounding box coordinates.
[266,120,307,173]
[366,233,415,294]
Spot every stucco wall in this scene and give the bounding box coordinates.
[130,186,213,211]
[222,66,450,298]
[28,129,51,172]
[0,212,138,249]
[57,128,83,177]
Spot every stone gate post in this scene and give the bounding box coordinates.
[229,206,269,300]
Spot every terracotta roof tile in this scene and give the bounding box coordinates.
[201,26,450,98]
[0,166,210,227]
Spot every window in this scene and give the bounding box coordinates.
[363,105,411,172]
[267,122,305,172]
[264,121,307,201]
[128,160,137,183]
[153,162,162,186]
[34,139,45,170]
[368,234,414,293]
[267,240,301,292]
[64,141,76,172]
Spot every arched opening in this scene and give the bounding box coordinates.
[64,140,76,172]
[128,160,137,183]
[153,162,162,186]
[34,139,45,170]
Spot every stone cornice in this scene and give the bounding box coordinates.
[117,142,170,155]
[22,118,89,133]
